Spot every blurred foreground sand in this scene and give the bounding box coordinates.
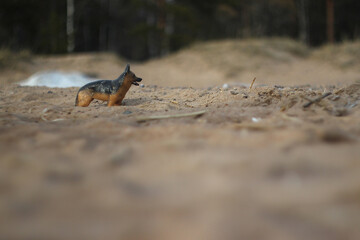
[1,39,360,240]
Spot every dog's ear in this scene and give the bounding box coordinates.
[124,64,130,74]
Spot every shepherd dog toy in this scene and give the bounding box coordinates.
[75,64,142,107]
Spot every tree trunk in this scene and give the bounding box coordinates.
[99,0,109,51]
[296,0,309,45]
[157,0,168,56]
[66,0,75,52]
[326,0,335,43]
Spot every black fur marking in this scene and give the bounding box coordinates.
[79,72,125,95]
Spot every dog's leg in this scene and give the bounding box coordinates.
[114,99,123,106]
[107,94,119,107]
[77,97,93,107]
[76,91,94,107]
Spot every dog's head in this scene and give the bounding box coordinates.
[124,64,142,86]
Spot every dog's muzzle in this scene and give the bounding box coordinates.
[132,77,142,86]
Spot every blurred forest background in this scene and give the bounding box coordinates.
[0,0,359,61]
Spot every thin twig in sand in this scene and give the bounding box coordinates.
[41,108,64,122]
[249,77,256,90]
[136,110,206,122]
[303,92,332,108]
[232,123,270,131]
[41,108,49,121]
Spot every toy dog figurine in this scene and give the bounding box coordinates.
[75,64,142,107]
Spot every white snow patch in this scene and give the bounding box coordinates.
[19,71,97,88]
[251,117,261,123]
[222,83,229,90]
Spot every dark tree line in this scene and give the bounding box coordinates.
[0,0,359,60]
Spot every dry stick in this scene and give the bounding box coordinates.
[249,77,256,90]
[136,110,206,123]
[41,108,65,122]
[303,92,332,108]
